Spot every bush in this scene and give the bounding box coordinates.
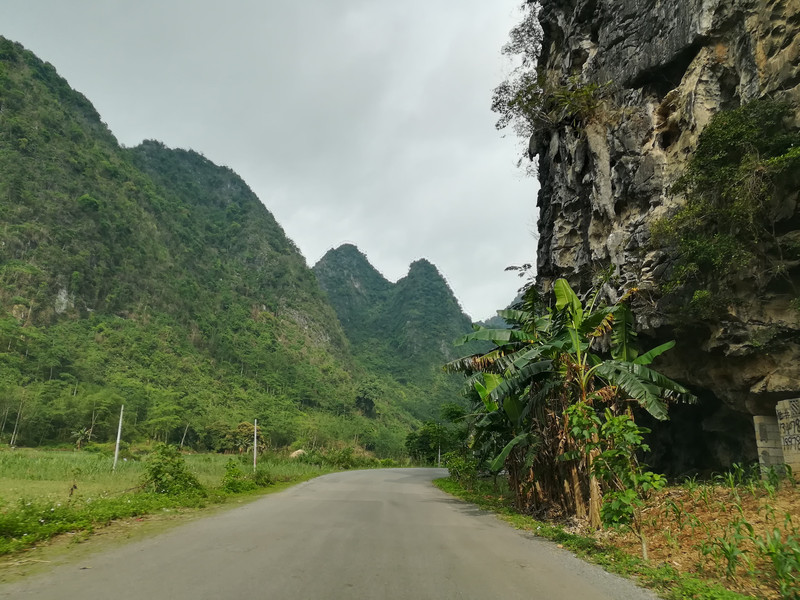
[141,444,205,496]
[651,99,800,316]
[252,468,274,488]
[220,458,257,493]
[326,447,355,469]
[443,451,478,487]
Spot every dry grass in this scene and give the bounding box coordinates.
[605,475,800,599]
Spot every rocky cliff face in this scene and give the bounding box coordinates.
[532,0,800,466]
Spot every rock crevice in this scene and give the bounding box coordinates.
[533,0,800,465]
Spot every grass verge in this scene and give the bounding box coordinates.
[0,473,325,584]
[0,448,338,560]
[433,477,753,600]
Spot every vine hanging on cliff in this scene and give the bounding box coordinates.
[651,99,800,318]
[491,2,611,166]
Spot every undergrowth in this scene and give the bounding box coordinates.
[651,99,800,320]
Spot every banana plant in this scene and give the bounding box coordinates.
[445,278,695,519]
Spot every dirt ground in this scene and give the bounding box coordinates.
[604,480,800,599]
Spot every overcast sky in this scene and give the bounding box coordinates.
[4,1,538,321]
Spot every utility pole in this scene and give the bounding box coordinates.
[437,422,441,468]
[112,405,124,471]
[253,418,258,473]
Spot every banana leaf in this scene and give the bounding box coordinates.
[487,360,553,405]
[455,328,534,346]
[633,341,676,365]
[595,362,669,420]
[611,304,638,362]
[554,278,583,324]
[490,433,530,472]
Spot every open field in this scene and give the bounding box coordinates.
[0,447,331,504]
[0,446,342,557]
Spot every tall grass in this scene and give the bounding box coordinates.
[0,448,338,503]
[0,447,343,556]
[0,448,144,503]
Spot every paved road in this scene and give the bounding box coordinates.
[0,469,658,599]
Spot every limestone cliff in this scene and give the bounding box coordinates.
[530,0,800,467]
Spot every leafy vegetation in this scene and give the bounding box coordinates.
[0,446,334,556]
[567,404,665,559]
[445,277,693,524]
[142,444,205,496]
[651,99,800,318]
[494,72,612,136]
[490,2,612,146]
[313,244,476,424]
[0,37,462,457]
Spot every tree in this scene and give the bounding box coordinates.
[355,378,380,418]
[71,426,90,449]
[446,279,694,524]
[491,2,543,139]
[405,421,453,465]
[566,404,664,559]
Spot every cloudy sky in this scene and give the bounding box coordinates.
[4,1,538,320]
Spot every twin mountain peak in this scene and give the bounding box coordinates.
[314,244,474,362]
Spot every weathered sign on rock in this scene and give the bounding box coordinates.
[777,399,800,473]
[754,415,783,475]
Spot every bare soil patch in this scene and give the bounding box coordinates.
[606,482,800,599]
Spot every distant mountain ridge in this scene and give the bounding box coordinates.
[313,244,473,361]
[310,244,393,341]
[0,37,468,453]
[313,244,474,419]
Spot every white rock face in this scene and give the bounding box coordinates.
[54,287,72,314]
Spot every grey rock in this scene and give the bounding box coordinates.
[534,0,800,466]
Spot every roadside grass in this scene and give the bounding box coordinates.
[434,477,753,600]
[0,447,359,502]
[2,448,156,501]
[0,447,341,557]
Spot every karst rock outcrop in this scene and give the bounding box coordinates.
[531,0,800,468]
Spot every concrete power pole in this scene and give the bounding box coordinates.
[112,405,124,471]
[253,418,258,473]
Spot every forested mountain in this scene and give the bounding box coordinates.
[0,37,463,455]
[313,244,475,420]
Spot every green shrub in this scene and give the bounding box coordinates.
[220,458,257,493]
[251,468,274,488]
[443,451,478,487]
[141,444,204,496]
[652,99,800,317]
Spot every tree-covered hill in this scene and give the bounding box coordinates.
[0,37,450,455]
[313,244,475,420]
[309,244,393,343]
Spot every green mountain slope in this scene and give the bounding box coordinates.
[310,244,392,341]
[313,245,474,420]
[0,38,420,455]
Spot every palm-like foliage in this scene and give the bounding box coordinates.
[445,279,695,523]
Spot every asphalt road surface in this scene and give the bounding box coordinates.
[0,468,659,599]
